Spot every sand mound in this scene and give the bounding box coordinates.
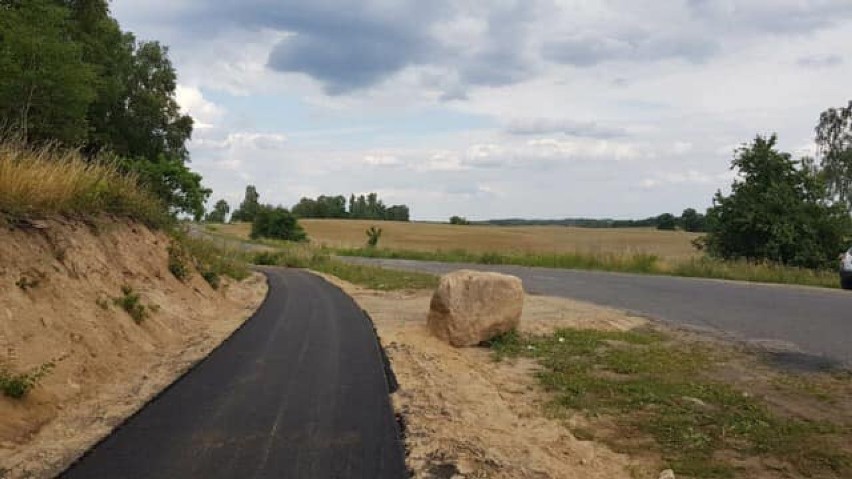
[0,218,267,478]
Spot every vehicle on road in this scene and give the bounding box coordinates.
[841,247,852,290]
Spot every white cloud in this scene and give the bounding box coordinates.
[193,132,287,152]
[362,154,401,166]
[641,170,734,189]
[112,1,852,220]
[175,85,224,129]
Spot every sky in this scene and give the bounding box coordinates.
[111,0,852,221]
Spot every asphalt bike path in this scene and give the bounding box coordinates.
[61,268,406,479]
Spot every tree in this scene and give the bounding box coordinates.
[353,195,367,218]
[679,208,706,232]
[364,192,385,219]
[815,100,852,209]
[0,0,96,144]
[250,205,307,242]
[231,186,260,222]
[385,205,410,222]
[291,197,318,218]
[122,154,210,220]
[205,199,230,223]
[0,0,209,218]
[449,216,470,225]
[656,213,677,231]
[705,135,851,269]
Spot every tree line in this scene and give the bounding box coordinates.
[0,0,208,219]
[292,193,410,221]
[207,188,411,223]
[480,211,707,231]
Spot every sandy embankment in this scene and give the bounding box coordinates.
[319,272,650,479]
[0,219,267,479]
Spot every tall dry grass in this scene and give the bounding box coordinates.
[0,141,168,226]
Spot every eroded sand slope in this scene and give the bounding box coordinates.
[0,219,266,478]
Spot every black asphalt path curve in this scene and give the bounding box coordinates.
[61,268,406,479]
[341,257,852,367]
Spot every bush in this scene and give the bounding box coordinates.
[449,215,470,225]
[656,213,677,231]
[706,135,852,269]
[201,270,220,289]
[167,242,190,280]
[114,285,148,323]
[250,205,307,242]
[366,226,382,248]
[0,362,55,399]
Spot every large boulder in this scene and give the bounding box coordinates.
[427,270,524,347]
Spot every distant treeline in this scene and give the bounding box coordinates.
[477,209,708,232]
[483,218,657,227]
[292,193,410,222]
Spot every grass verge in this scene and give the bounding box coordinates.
[0,141,169,227]
[176,234,251,283]
[488,329,852,478]
[336,247,840,289]
[248,243,438,290]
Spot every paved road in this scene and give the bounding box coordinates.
[61,268,406,479]
[341,257,852,367]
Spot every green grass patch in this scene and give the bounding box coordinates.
[490,328,852,478]
[336,247,841,289]
[337,247,662,274]
[669,257,839,289]
[247,245,438,291]
[176,233,251,283]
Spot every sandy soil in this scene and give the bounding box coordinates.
[0,218,267,479]
[317,272,651,478]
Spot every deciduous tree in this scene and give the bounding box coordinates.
[705,135,851,269]
[231,186,261,222]
[205,199,230,223]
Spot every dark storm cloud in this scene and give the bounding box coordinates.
[267,28,421,93]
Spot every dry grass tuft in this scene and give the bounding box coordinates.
[0,141,167,226]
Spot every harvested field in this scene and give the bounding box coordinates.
[214,220,702,261]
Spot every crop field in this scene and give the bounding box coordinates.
[212,220,702,262]
[210,220,840,288]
